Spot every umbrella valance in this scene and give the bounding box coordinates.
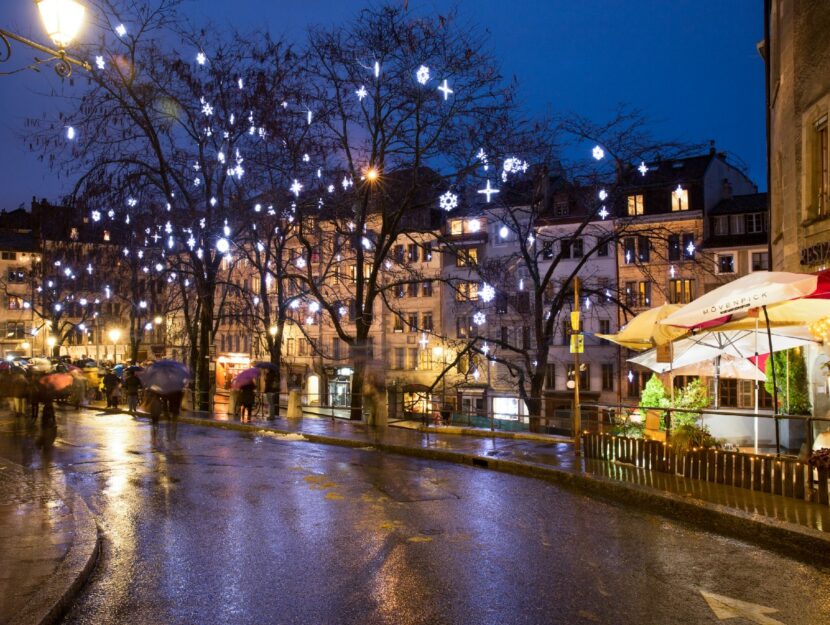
[595,304,688,351]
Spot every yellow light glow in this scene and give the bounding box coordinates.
[269,325,278,336]
[365,167,379,182]
[37,0,86,48]
[46,336,56,348]
[153,316,163,325]
[108,328,121,343]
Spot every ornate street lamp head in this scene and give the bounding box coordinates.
[36,0,86,48]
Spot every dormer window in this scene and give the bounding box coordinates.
[672,186,689,211]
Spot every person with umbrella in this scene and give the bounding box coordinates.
[138,360,190,421]
[124,369,143,415]
[102,368,121,409]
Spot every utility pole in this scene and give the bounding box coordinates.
[571,278,582,455]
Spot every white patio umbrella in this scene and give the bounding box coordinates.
[629,326,814,372]
[634,353,766,381]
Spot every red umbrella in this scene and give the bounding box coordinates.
[38,372,74,393]
[231,367,260,389]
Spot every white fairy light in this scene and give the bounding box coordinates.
[290,299,300,310]
[79,298,87,306]
[638,161,649,176]
[107,209,114,217]
[419,333,429,349]
[592,145,605,160]
[374,61,380,78]
[215,238,230,254]
[480,283,496,303]
[209,198,217,207]
[686,240,696,255]
[437,79,453,100]
[356,85,368,101]
[66,126,75,140]
[187,235,196,250]
[477,180,499,203]
[95,56,105,70]
[527,233,535,246]
[306,110,313,125]
[476,148,488,164]
[499,225,509,239]
[217,151,225,163]
[598,206,609,220]
[139,300,147,309]
[670,265,676,278]
[238,77,244,89]
[309,302,320,313]
[91,211,101,222]
[519,278,525,291]
[342,176,352,190]
[584,297,591,310]
[503,157,528,174]
[627,370,634,383]
[415,65,430,85]
[196,51,206,65]
[193,177,201,187]
[468,219,481,233]
[290,179,303,196]
[598,189,608,201]
[439,191,458,212]
[473,311,486,326]
[327,184,335,193]
[155,263,163,272]
[254,203,262,212]
[115,23,127,37]
[675,184,685,197]
[481,342,489,355]
[295,257,306,269]
[338,306,347,317]
[303,153,310,162]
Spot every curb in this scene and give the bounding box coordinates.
[177,414,830,565]
[390,421,572,443]
[7,472,100,625]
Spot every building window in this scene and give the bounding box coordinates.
[627,194,644,216]
[719,378,738,408]
[638,236,650,262]
[669,279,694,304]
[561,238,583,259]
[395,284,405,298]
[682,233,696,259]
[672,187,689,211]
[554,201,569,216]
[568,364,590,391]
[422,242,433,261]
[393,315,404,333]
[598,319,611,337]
[422,280,433,297]
[516,292,530,313]
[623,238,636,264]
[455,282,478,301]
[713,216,729,236]
[815,117,829,216]
[667,234,681,261]
[6,296,24,310]
[745,213,765,234]
[752,251,769,271]
[1,252,17,261]
[457,248,478,267]
[495,292,508,314]
[394,245,405,263]
[393,347,405,370]
[542,241,554,259]
[408,313,419,332]
[730,214,745,235]
[407,244,419,262]
[637,281,651,307]
[601,364,614,391]
[521,326,531,351]
[456,317,471,339]
[717,254,735,274]
[332,337,342,360]
[408,348,419,370]
[450,219,463,235]
[545,364,555,389]
[596,239,609,257]
[298,339,309,357]
[7,269,25,283]
[500,326,509,344]
[407,282,419,297]
[627,371,644,398]
[624,281,637,308]
[422,313,433,331]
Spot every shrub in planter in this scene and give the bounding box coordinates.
[670,423,722,454]
[808,448,830,470]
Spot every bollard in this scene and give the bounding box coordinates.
[287,389,302,418]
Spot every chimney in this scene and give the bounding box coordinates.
[709,140,716,156]
[721,178,733,200]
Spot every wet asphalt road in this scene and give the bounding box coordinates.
[1,409,829,625]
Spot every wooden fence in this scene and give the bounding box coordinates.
[581,433,830,506]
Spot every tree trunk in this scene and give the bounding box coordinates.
[196,300,213,411]
[349,337,367,421]
[526,375,545,433]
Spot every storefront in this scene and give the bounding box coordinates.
[215,353,251,392]
[326,367,353,407]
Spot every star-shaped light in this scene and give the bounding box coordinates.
[438,79,453,100]
[356,85,368,101]
[290,179,303,197]
[598,206,609,220]
[675,184,685,197]
[686,240,696,255]
[419,333,429,349]
[439,191,458,211]
[477,180,499,203]
[115,23,127,37]
[638,161,649,176]
[196,51,206,65]
[480,283,496,303]
[95,56,105,70]
[592,145,605,160]
[416,65,430,85]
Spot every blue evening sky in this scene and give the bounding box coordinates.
[0,0,764,209]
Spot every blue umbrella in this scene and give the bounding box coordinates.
[138,360,190,394]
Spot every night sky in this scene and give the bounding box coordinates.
[0,0,764,210]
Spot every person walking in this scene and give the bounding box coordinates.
[102,369,121,409]
[239,382,256,421]
[124,370,143,415]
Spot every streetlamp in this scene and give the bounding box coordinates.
[1,0,91,77]
[108,328,121,363]
[46,335,56,357]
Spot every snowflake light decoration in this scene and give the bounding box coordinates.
[115,23,127,37]
[480,283,496,303]
[196,51,206,65]
[356,85,368,101]
[438,79,453,100]
[598,189,608,201]
[200,98,213,117]
[473,312,486,326]
[638,161,649,176]
[91,211,100,222]
[216,238,229,254]
[415,65,430,85]
[503,157,529,174]
[439,191,458,212]
[477,180,499,203]
[95,56,105,70]
[592,145,605,160]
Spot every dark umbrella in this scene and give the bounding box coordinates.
[126,365,144,372]
[254,362,280,372]
[138,360,190,394]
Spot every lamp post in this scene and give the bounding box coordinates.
[46,335,56,357]
[108,328,121,364]
[1,0,91,77]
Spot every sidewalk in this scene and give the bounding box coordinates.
[179,407,830,562]
[0,456,99,625]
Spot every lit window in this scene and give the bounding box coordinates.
[103,230,111,241]
[627,194,644,216]
[450,219,463,235]
[672,187,689,211]
[669,279,694,304]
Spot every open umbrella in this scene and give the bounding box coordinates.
[232,367,261,389]
[633,353,766,381]
[126,365,144,372]
[38,372,74,393]
[595,304,688,350]
[254,362,280,372]
[28,357,52,373]
[139,360,190,394]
